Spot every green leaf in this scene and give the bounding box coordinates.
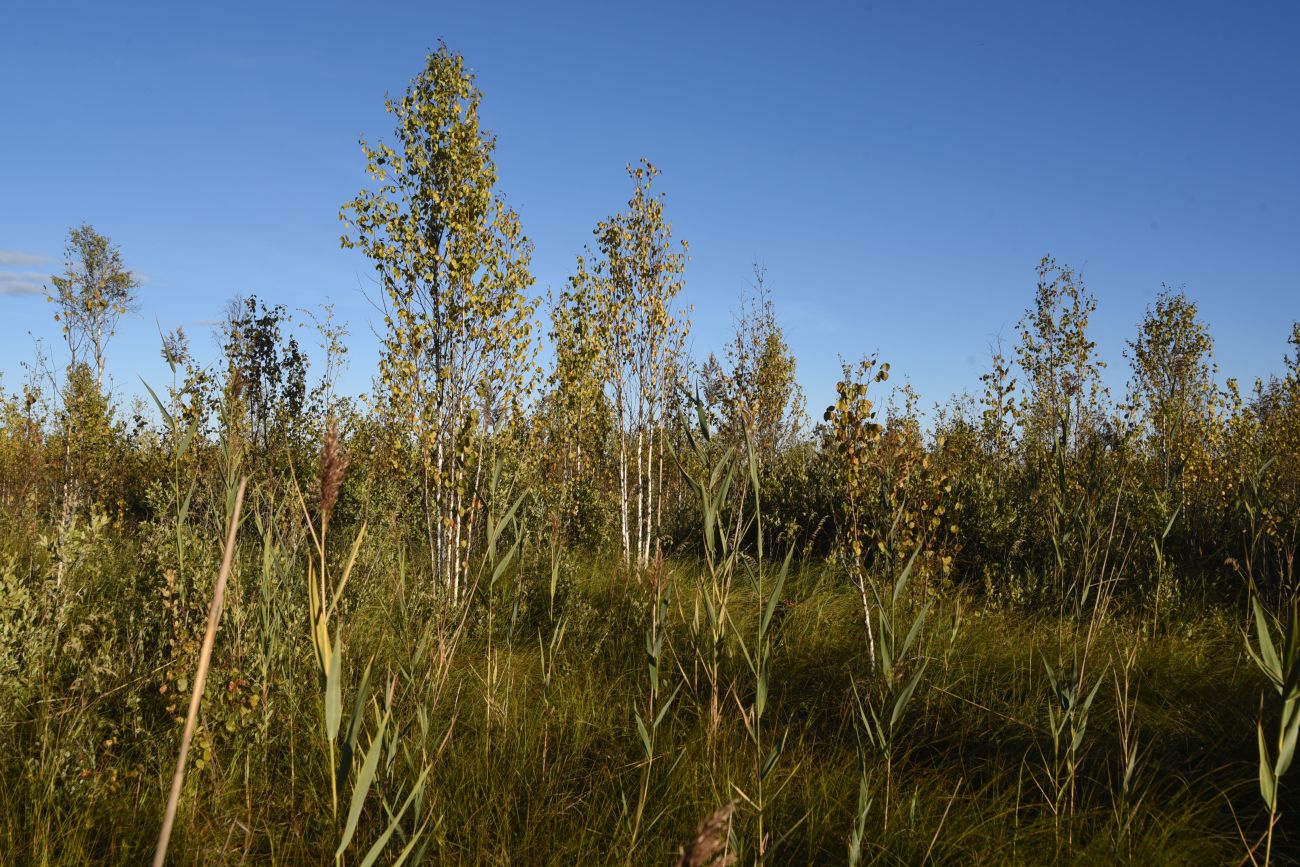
[760,732,787,781]
[178,480,197,525]
[890,665,927,730]
[345,658,375,751]
[692,394,711,443]
[1253,595,1283,687]
[900,602,930,659]
[494,492,527,548]
[761,547,793,636]
[337,708,392,858]
[654,684,682,730]
[357,766,431,867]
[1161,504,1181,541]
[635,713,652,759]
[140,378,173,430]
[325,632,343,744]
[177,415,200,459]
[1259,721,1278,811]
[490,544,518,588]
[1276,702,1300,778]
[732,628,754,672]
[1041,656,1058,695]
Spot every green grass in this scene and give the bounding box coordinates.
[0,514,1292,865]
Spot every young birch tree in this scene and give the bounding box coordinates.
[544,279,614,537]
[1015,256,1106,458]
[340,45,537,602]
[1125,287,1219,496]
[45,224,138,529]
[565,160,688,570]
[1014,256,1111,601]
[717,266,806,464]
[47,223,140,390]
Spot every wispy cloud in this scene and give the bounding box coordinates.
[0,250,50,267]
[0,270,48,296]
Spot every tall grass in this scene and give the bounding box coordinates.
[0,431,1294,864]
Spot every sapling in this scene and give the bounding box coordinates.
[1245,589,1300,867]
[1037,655,1103,849]
[729,428,793,861]
[677,394,740,758]
[627,553,681,859]
[852,541,929,833]
[1110,641,1145,858]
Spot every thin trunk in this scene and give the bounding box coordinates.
[423,461,437,588]
[635,427,645,570]
[619,423,631,569]
[435,429,447,594]
[462,434,486,606]
[656,424,665,555]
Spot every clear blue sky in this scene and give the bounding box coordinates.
[2,0,1297,419]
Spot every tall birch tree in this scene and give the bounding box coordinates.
[340,45,537,602]
[564,160,688,569]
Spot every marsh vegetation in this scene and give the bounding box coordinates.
[1,46,1298,865]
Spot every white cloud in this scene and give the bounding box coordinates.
[0,251,50,267]
[0,270,48,296]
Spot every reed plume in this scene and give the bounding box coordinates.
[319,421,349,531]
[675,801,736,867]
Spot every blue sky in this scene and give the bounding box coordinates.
[1,0,1297,419]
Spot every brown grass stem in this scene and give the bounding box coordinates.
[152,476,248,867]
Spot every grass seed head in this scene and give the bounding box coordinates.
[320,421,349,528]
[675,800,736,867]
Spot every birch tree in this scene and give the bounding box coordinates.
[717,266,805,464]
[1125,287,1219,495]
[48,223,140,390]
[565,160,688,569]
[1015,256,1107,457]
[44,224,137,532]
[544,278,615,539]
[340,45,537,602]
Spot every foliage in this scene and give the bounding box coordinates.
[340,43,538,601]
[219,295,309,459]
[47,223,140,388]
[560,159,689,569]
